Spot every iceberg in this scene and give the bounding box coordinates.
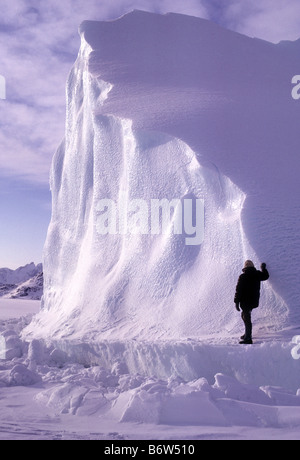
[24,11,300,343]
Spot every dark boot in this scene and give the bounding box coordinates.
[239,339,253,344]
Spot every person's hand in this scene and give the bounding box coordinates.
[235,303,240,312]
[261,262,266,270]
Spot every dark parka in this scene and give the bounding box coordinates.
[234,266,269,310]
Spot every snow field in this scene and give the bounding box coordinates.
[1,305,300,434]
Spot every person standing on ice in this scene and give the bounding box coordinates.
[234,260,269,344]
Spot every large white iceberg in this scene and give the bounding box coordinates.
[24,11,300,343]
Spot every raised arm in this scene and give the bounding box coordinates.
[258,263,269,281]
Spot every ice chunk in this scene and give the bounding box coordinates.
[213,373,271,405]
[0,330,23,360]
[0,364,41,387]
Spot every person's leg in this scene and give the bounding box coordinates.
[241,309,252,341]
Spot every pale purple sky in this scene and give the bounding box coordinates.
[0,0,299,269]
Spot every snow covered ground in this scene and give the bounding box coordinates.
[0,263,43,301]
[1,299,300,440]
[2,273,43,301]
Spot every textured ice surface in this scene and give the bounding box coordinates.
[23,11,299,343]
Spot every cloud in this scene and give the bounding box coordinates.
[111,0,209,18]
[0,0,209,185]
[0,100,62,183]
[222,0,300,43]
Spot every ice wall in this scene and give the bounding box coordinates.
[24,11,299,342]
